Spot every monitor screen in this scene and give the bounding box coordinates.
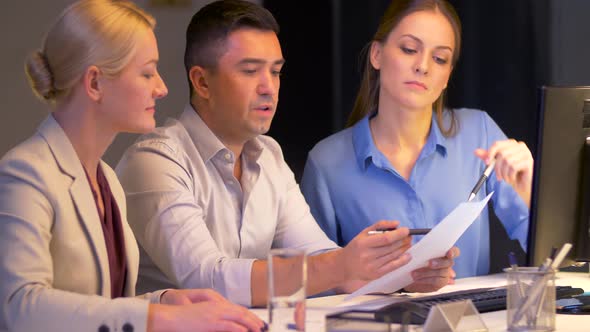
[527,86,590,266]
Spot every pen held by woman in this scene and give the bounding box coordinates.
[474,139,534,207]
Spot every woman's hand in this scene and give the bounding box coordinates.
[150,288,268,332]
[160,288,227,305]
[475,139,533,207]
[404,246,460,293]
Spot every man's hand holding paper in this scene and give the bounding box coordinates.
[344,192,494,301]
[340,220,412,282]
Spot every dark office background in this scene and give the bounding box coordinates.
[0,0,588,275]
[263,0,556,273]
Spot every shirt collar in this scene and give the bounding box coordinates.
[427,113,448,157]
[178,104,263,163]
[352,112,448,171]
[242,138,264,162]
[352,114,379,171]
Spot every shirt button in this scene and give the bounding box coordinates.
[224,153,231,161]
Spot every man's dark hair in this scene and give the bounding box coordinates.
[184,0,279,95]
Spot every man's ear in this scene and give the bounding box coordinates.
[189,66,211,99]
[369,41,382,70]
[84,65,102,102]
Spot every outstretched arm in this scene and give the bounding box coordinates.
[250,221,413,306]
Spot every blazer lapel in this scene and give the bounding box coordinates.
[38,116,111,296]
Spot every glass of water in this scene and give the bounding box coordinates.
[268,248,307,331]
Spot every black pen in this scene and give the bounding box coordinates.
[467,159,496,202]
[367,227,431,235]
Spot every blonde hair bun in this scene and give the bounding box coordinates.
[25,50,56,102]
[24,0,156,106]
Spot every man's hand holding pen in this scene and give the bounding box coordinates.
[341,220,412,282]
[474,139,534,207]
[364,221,460,293]
[342,221,461,294]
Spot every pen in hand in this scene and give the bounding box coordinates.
[367,228,431,236]
[467,159,496,202]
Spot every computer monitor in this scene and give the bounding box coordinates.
[527,86,590,266]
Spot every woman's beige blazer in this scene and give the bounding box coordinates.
[0,116,164,332]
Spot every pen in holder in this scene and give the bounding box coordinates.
[505,243,570,331]
[508,252,533,324]
[505,266,556,331]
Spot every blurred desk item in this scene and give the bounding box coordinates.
[250,272,590,331]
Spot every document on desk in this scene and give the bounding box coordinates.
[345,192,494,301]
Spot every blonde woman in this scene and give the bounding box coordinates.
[0,1,264,331]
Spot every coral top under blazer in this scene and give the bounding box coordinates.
[0,115,164,332]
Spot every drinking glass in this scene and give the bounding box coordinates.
[268,248,307,331]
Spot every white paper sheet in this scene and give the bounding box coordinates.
[345,192,494,301]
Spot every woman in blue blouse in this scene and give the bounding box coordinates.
[301,0,532,280]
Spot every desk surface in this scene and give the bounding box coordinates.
[251,272,590,331]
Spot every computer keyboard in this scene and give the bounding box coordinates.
[374,285,584,324]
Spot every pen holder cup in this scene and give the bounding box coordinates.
[505,267,556,331]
